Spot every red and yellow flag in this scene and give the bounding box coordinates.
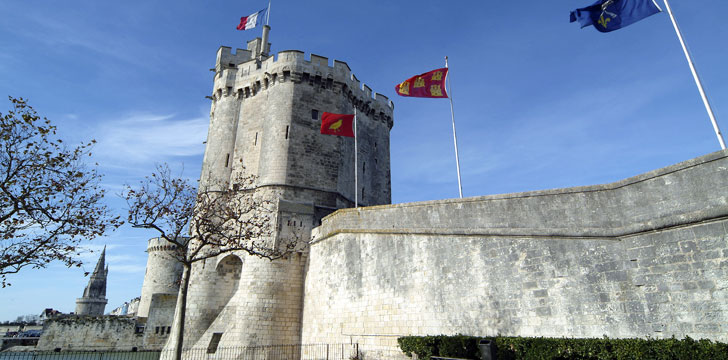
[320,112,355,137]
[394,68,449,98]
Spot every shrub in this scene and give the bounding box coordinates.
[398,335,728,360]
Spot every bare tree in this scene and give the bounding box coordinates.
[0,97,121,287]
[123,164,297,360]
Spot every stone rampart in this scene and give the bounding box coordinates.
[302,150,728,351]
[37,316,142,351]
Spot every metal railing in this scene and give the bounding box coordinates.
[0,344,402,360]
[166,344,358,360]
[0,351,160,360]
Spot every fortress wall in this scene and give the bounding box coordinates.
[37,316,141,351]
[302,150,728,351]
[142,294,177,350]
[184,252,307,350]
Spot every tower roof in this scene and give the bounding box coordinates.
[91,246,106,277]
[76,246,109,315]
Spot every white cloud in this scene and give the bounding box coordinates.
[94,112,207,166]
[3,8,160,69]
[108,264,146,274]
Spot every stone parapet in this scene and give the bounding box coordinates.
[303,149,728,349]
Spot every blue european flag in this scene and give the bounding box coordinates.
[570,0,662,32]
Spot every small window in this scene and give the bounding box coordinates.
[312,109,318,120]
[254,132,258,146]
[225,154,230,168]
[283,71,290,81]
[302,73,310,83]
[226,86,232,95]
[208,333,223,354]
[228,63,234,68]
[264,78,269,88]
[155,327,160,334]
[167,327,171,334]
[285,125,289,140]
[363,162,366,174]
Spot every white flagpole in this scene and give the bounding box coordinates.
[662,0,726,150]
[266,0,271,26]
[445,56,464,198]
[354,108,359,208]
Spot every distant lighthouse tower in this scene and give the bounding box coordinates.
[75,247,109,316]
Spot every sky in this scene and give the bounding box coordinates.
[0,0,726,322]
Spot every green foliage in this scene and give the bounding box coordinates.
[398,335,728,360]
[398,335,487,359]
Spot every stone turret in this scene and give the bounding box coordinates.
[75,247,108,316]
[174,29,394,352]
[138,237,184,319]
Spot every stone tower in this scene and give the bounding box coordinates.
[176,30,394,351]
[75,247,108,316]
[138,237,184,319]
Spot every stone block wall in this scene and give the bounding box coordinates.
[302,150,728,352]
[143,294,177,350]
[180,252,307,351]
[37,316,142,351]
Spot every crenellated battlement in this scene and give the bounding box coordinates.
[213,47,394,124]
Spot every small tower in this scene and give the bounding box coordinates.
[138,237,184,319]
[75,247,108,316]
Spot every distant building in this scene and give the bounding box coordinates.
[38,309,61,324]
[74,247,108,316]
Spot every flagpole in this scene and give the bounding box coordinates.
[266,0,271,26]
[662,0,726,150]
[354,108,359,208]
[445,56,464,198]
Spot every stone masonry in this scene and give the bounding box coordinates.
[175,32,394,353]
[159,30,728,359]
[303,150,728,353]
[138,237,184,319]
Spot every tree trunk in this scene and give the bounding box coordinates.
[173,264,191,360]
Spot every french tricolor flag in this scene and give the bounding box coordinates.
[236,9,266,31]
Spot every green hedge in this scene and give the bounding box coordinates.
[397,335,728,360]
